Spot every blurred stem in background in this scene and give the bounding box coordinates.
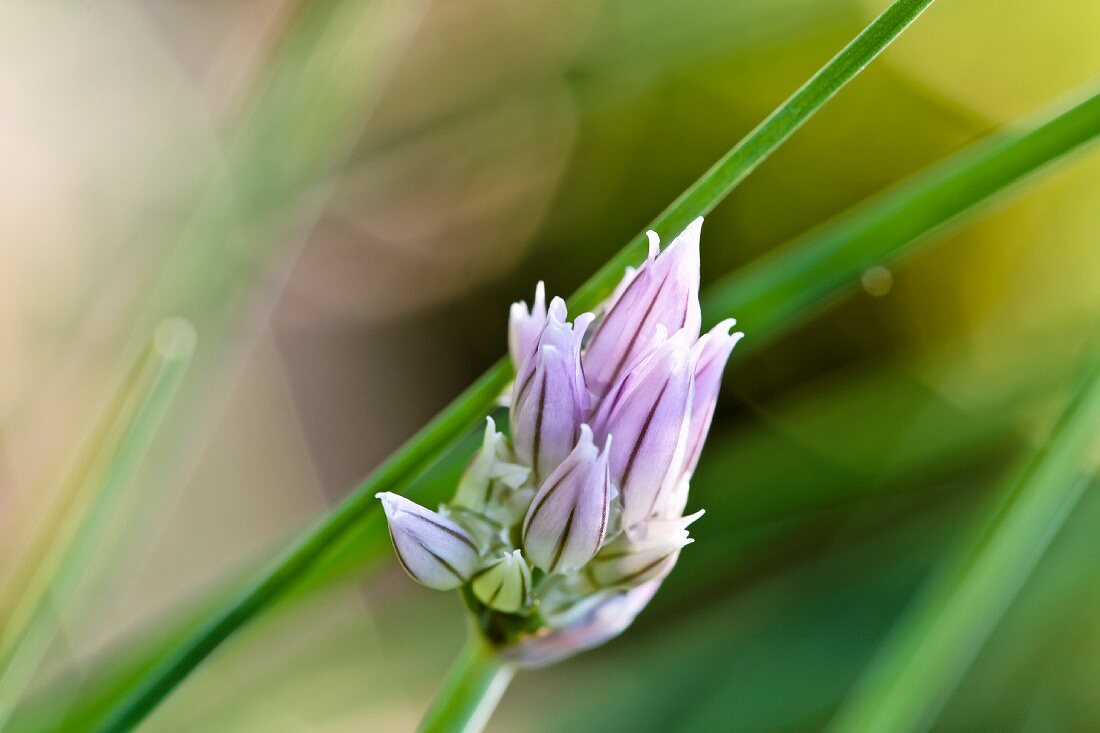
[100,0,432,578]
[131,0,429,340]
[828,357,1100,733]
[84,2,938,730]
[86,0,429,660]
[0,320,195,729]
[0,0,428,728]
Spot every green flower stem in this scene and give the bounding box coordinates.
[88,3,934,730]
[828,356,1100,733]
[417,634,515,733]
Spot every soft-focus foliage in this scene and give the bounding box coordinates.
[2,0,1099,731]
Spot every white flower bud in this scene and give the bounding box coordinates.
[377,492,482,590]
[472,549,532,613]
[452,417,530,512]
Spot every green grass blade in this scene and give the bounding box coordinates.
[702,86,1100,335]
[85,3,936,730]
[0,320,196,728]
[828,357,1100,733]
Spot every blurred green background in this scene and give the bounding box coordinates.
[1,0,1099,730]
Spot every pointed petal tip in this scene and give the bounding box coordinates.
[711,318,737,336]
[681,509,705,528]
[574,311,596,333]
[645,230,660,259]
[667,217,703,255]
[664,327,697,355]
[572,424,601,462]
[548,296,568,321]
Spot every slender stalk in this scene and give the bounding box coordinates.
[88,4,934,729]
[828,357,1100,733]
[417,635,515,733]
[0,319,195,728]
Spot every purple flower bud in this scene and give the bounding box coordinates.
[511,299,594,483]
[501,581,661,667]
[586,511,702,589]
[471,549,532,613]
[590,328,695,528]
[522,426,611,573]
[508,281,547,375]
[582,218,703,398]
[377,492,482,590]
[682,319,743,478]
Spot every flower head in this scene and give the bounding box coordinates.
[378,217,741,664]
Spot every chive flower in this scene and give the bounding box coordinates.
[378,217,741,663]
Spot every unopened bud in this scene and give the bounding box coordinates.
[508,281,547,374]
[522,426,611,573]
[472,549,532,613]
[586,511,702,589]
[453,417,529,513]
[501,581,662,667]
[591,329,695,528]
[377,492,482,590]
[511,298,594,483]
[583,218,703,397]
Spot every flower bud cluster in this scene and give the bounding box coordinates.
[379,217,742,663]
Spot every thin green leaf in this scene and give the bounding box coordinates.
[0,320,196,728]
[85,3,936,730]
[828,357,1100,733]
